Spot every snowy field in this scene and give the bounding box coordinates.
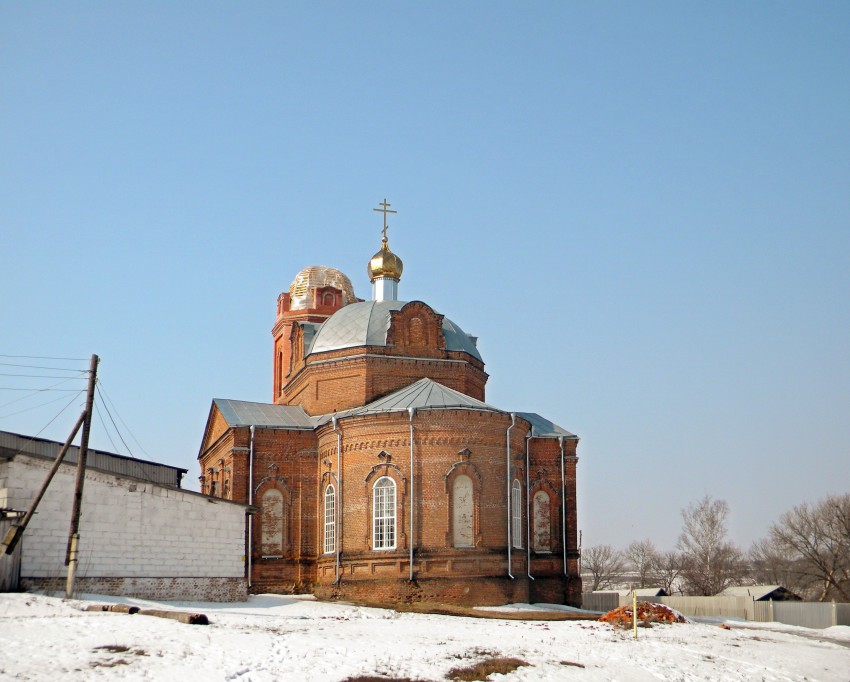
[1,593,848,681]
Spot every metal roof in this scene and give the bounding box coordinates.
[307,300,483,361]
[719,585,799,600]
[0,430,186,488]
[347,377,501,416]
[213,399,315,430]
[213,389,576,441]
[515,412,577,439]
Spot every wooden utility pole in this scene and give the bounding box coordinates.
[65,353,99,598]
[1,411,86,555]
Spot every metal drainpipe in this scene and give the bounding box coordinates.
[526,431,534,581]
[408,407,415,582]
[248,425,255,589]
[506,413,516,579]
[559,436,567,576]
[332,416,342,584]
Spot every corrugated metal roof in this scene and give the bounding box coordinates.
[0,430,186,488]
[214,399,315,430]
[515,412,577,439]
[307,300,483,361]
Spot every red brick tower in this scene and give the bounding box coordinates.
[271,266,357,403]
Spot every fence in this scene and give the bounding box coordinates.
[753,600,850,629]
[0,516,23,592]
[580,592,619,613]
[581,591,850,629]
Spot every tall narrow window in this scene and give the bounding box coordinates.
[533,490,552,552]
[261,488,285,556]
[373,477,396,550]
[511,479,522,549]
[324,484,336,554]
[452,474,474,547]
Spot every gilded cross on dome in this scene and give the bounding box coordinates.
[373,198,397,241]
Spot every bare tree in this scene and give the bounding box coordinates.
[625,539,659,588]
[677,496,743,595]
[651,549,684,595]
[768,494,850,602]
[748,537,815,599]
[582,544,626,591]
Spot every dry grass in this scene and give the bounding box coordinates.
[446,656,529,681]
[560,660,586,668]
[93,645,130,653]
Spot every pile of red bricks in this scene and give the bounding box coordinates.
[599,601,686,626]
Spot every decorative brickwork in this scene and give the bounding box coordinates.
[198,245,582,606]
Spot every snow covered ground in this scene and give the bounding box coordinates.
[1,592,848,681]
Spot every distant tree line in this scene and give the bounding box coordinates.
[581,493,850,601]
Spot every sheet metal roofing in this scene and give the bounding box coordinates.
[213,399,315,430]
[214,384,575,439]
[328,378,502,422]
[719,585,799,600]
[307,300,483,361]
[0,430,186,488]
[515,412,578,439]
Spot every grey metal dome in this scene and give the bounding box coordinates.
[307,300,482,361]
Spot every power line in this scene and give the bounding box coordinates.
[97,380,152,459]
[0,354,89,361]
[0,375,89,410]
[0,389,86,420]
[93,401,123,456]
[94,389,154,481]
[0,387,82,392]
[0,361,89,372]
[0,372,88,379]
[2,390,87,462]
[96,387,135,458]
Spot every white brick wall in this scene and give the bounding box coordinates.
[1,454,247,580]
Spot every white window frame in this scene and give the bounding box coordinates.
[372,476,397,550]
[323,484,336,554]
[511,479,522,549]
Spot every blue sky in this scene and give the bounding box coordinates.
[2,2,848,552]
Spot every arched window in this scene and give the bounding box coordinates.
[452,474,474,548]
[532,490,552,552]
[511,479,522,549]
[373,476,396,550]
[324,484,336,554]
[261,488,285,556]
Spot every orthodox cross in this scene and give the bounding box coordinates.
[373,198,397,240]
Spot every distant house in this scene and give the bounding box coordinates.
[1,430,249,601]
[594,587,669,597]
[720,585,801,601]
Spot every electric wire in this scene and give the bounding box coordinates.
[0,361,88,372]
[0,389,86,420]
[0,354,89,361]
[93,400,123,456]
[97,380,152,459]
[0,372,88,379]
[0,387,82,391]
[0,375,88,410]
[94,388,156,481]
[0,390,87,461]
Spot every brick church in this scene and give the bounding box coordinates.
[198,202,582,605]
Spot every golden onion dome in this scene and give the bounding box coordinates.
[289,266,356,311]
[367,237,404,282]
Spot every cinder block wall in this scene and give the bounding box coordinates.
[1,455,248,601]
